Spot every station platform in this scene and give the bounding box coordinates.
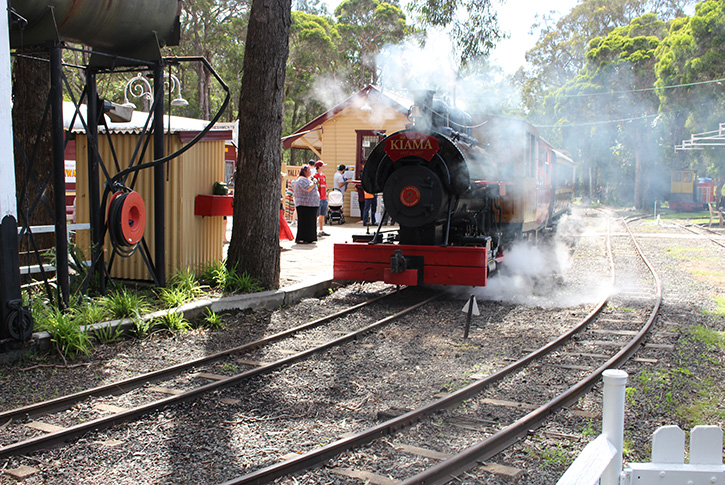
[224,218,396,288]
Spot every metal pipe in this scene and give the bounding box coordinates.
[50,44,69,308]
[153,64,165,286]
[86,70,105,293]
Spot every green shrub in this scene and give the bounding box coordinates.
[101,288,150,319]
[42,308,93,360]
[203,308,225,329]
[159,311,191,333]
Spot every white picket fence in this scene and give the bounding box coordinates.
[557,369,725,485]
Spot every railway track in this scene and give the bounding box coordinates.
[671,220,725,249]
[219,210,664,484]
[0,286,442,460]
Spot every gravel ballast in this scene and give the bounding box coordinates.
[1,207,724,484]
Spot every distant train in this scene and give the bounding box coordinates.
[669,170,715,212]
[334,92,574,287]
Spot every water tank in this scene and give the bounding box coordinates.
[10,0,180,57]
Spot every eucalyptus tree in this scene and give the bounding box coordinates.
[227,0,292,289]
[408,0,503,65]
[655,0,725,178]
[335,0,408,87]
[286,12,340,130]
[177,0,251,121]
[523,0,695,119]
[553,13,667,208]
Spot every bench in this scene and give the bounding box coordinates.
[708,202,724,228]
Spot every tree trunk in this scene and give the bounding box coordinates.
[227,0,292,289]
[12,53,55,258]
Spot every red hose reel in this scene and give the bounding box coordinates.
[108,191,147,247]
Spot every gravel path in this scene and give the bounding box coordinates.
[1,207,724,484]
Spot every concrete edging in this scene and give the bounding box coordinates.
[26,276,336,355]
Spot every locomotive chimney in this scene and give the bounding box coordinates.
[412,90,435,132]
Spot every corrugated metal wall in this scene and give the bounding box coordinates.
[75,132,226,282]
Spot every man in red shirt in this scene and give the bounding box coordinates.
[313,160,329,236]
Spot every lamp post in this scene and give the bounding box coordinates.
[122,72,188,112]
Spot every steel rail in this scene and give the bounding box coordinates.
[219,224,617,485]
[0,292,440,459]
[402,213,662,484]
[674,221,725,249]
[0,290,398,431]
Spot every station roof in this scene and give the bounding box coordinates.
[282,85,412,150]
[63,102,232,141]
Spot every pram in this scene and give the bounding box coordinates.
[325,189,345,225]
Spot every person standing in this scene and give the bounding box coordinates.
[293,165,319,244]
[362,190,377,226]
[333,164,349,200]
[313,160,329,237]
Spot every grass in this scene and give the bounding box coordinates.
[704,296,725,318]
[197,260,263,293]
[22,262,263,358]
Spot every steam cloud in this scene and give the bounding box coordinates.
[450,212,612,308]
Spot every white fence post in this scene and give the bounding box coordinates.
[556,369,627,485]
[601,369,628,485]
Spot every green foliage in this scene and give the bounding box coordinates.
[409,0,502,64]
[581,418,597,436]
[157,268,206,308]
[130,311,154,340]
[203,308,225,329]
[92,322,124,344]
[335,0,408,84]
[41,308,93,360]
[540,444,569,468]
[689,324,725,347]
[157,287,191,308]
[199,260,263,293]
[101,288,150,319]
[70,299,110,327]
[705,297,725,318]
[159,311,191,333]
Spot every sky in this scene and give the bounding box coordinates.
[323,0,582,75]
[490,0,580,73]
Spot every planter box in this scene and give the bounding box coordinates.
[194,194,234,217]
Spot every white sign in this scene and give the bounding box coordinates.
[461,297,480,316]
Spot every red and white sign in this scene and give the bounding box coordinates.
[384,132,439,162]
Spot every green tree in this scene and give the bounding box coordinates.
[553,14,667,208]
[335,0,407,86]
[176,0,250,120]
[655,0,725,178]
[523,0,694,118]
[409,0,503,64]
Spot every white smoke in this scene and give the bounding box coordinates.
[375,30,522,117]
[448,211,611,307]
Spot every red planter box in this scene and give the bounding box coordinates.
[194,194,234,217]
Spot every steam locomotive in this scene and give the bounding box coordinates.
[334,92,575,287]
